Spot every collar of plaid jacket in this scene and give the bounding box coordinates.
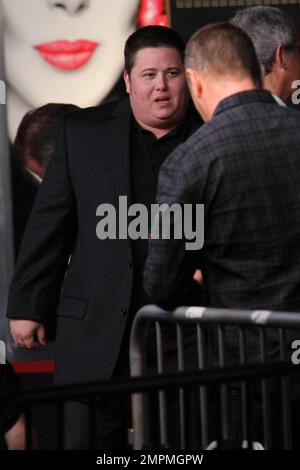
[213,89,275,118]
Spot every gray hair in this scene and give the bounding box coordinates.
[230,6,297,73]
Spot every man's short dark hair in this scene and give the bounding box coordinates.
[124,25,185,74]
[185,22,262,88]
[13,103,79,172]
[230,6,297,74]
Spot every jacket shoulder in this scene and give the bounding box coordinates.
[65,99,127,128]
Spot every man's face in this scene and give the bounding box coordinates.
[283,42,300,101]
[124,47,189,134]
[281,44,300,102]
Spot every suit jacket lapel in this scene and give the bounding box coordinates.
[104,98,132,207]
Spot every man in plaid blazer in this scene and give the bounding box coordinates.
[144,22,300,314]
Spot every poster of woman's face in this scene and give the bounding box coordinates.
[2,0,168,140]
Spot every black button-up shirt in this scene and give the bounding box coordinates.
[128,105,202,320]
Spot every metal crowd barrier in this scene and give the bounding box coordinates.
[2,306,300,450]
[2,360,299,450]
[129,305,300,450]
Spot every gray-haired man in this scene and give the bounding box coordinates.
[231,6,300,105]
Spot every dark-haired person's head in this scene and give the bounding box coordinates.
[123,26,189,137]
[124,25,185,74]
[231,6,300,102]
[13,103,79,180]
[185,22,262,122]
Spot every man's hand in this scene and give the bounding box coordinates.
[193,269,203,284]
[10,319,46,349]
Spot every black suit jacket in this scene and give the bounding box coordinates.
[11,162,39,257]
[144,90,300,313]
[7,100,134,384]
[7,98,201,384]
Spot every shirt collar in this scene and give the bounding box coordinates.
[132,116,184,141]
[272,94,286,107]
[213,89,276,117]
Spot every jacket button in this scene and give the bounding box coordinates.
[121,307,128,317]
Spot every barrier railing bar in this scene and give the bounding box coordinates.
[197,324,209,448]
[279,328,292,449]
[238,326,252,448]
[131,306,300,329]
[5,362,298,409]
[218,325,229,442]
[176,323,186,449]
[259,328,272,448]
[155,321,168,447]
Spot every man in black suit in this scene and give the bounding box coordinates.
[6,26,201,449]
[144,22,300,314]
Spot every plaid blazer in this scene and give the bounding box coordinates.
[144,90,300,312]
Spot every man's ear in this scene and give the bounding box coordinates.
[123,70,131,94]
[274,44,288,71]
[185,68,203,99]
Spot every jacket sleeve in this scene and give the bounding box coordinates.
[6,119,77,323]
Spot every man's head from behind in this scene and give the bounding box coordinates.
[185,22,261,122]
[231,6,300,102]
[123,26,189,138]
[13,103,79,180]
